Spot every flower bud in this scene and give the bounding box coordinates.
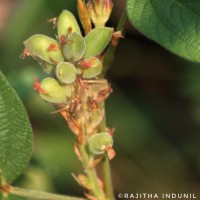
[87,0,113,27]
[56,62,77,84]
[88,132,113,156]
[77,0,92,34]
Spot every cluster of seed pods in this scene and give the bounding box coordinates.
[22,10,115,158]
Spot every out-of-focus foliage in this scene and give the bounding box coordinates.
[0,71,33,184]
[0,0,200,199]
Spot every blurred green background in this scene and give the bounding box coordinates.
[1,0,200,199]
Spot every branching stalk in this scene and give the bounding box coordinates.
[103,9,128,74]
[99,9,128,200]
[9,186,85,200]
[101,156,114,200]
[18,3,128,200]
[78,136,105,199]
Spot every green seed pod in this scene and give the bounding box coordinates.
[84,27,113,58]
[24,34,64,64]
[86,110,104,134]
[57,10,81,38]
[39,77,72,104]
[88,132,113,156]
[56,62,77,84]
[78,57,102,79]
[63,32,86,62]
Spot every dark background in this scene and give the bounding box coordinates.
[0,0,200,199]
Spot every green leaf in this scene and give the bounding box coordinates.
[84,27,113,58]
[0,71,33,184]
[127,0,200,63]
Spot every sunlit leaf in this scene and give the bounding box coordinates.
[127,0,200,63]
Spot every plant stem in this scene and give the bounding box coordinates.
[99,9,128,200]
[116,9,128,31]
[98,102,115,200]
[0,170,2,188]
[101,156,115,200]
[77,124,106,199]
[78,143,105,199]
[9,186,85,200]
[103,9,128,75]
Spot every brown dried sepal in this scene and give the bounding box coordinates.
[111,30,124,46]
[20,48,35,59]
[73,174,91,190]
[106,147,116,160]
[47,17,58,29]
[0,183,11,194]
[84,192,98,200]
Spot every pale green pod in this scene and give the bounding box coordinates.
[63,32,86,62]
[76,67,83,75]
[39,77,72,104]
[85,79,109,100]
[85,110,104,134]
[56,62,77,84]
[24,34,64,64]
[79,57,102,79]
[57,10,81,38]
[88,132,113,156]
[84,27,113,58]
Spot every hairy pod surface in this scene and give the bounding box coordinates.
[84,27,113,58]
[79,57,102,79]
[88,132,113,156]
[86,79,109,99]
[24,34,64,64]
[86,110,104,134]
[56,62,77,84]
[57,10,81,38]
[39,77,72,103]
[63,32,86,62]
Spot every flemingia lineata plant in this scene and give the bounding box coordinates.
[1,0,200,199]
